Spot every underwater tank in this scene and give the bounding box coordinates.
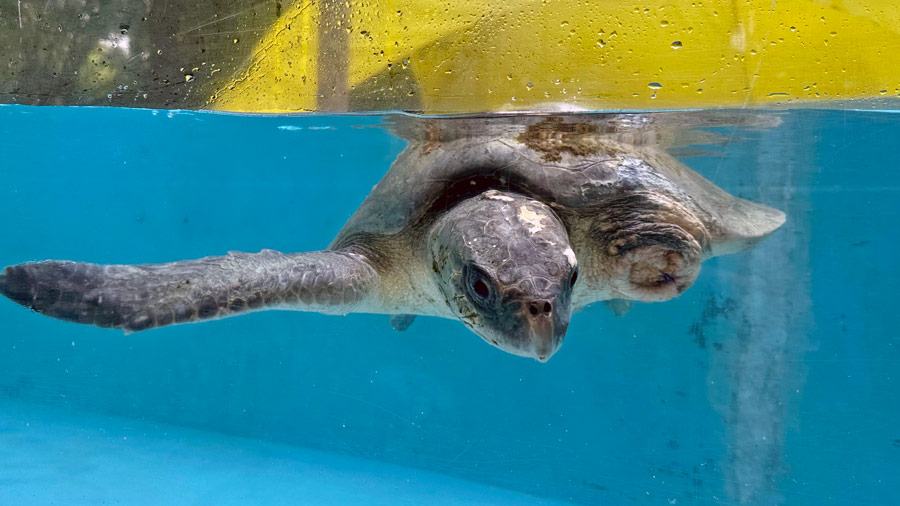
[1,1,899,505]
[1,106,898,506]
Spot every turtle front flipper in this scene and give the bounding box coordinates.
[0,249,378,332]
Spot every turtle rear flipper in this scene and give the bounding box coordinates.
[708,198,786,257]
[603,299,634,317]
[0,249,378,332]
[390,314,417,331]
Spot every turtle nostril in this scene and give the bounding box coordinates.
[528,300,553,317]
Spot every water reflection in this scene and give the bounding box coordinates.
[0,0,275,106]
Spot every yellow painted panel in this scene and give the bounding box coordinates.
[212,2,321,113]
[212,0,900,113]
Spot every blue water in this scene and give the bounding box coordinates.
[0,105,897,505]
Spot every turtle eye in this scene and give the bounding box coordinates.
[465,264,494,304]
[472,279,490,299]
[569,269,578,287]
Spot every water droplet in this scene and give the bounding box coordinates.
[670,41,682,49]
[184,74,195,82]
[648,82,662,90]
[506,73,514,80]
[233,38,239,44]
[526,82,533,89]
[660,20,669,27]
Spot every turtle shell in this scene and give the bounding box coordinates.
[331,113,785,258]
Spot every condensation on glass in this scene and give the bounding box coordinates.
[1,1,899,112]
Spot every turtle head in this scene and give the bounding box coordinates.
[428,190,577,362]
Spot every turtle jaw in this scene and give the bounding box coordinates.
[463,298,571,362]
[519,297,570,362]
[524,315,568,363]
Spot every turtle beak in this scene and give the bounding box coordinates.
[523,298,569,362]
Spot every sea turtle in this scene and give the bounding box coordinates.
[0,113,785,361]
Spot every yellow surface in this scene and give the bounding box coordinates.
[211,2,322,113]
[212,0,900,113]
